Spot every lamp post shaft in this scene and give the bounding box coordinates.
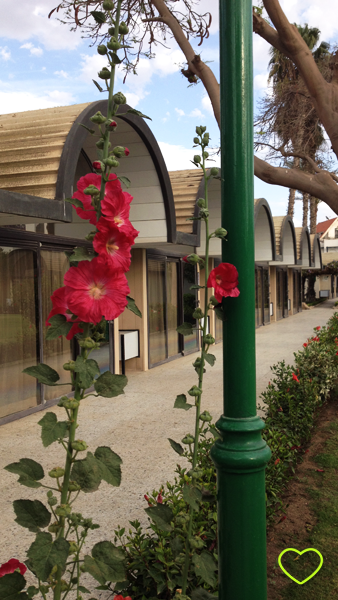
[211,1,271,598]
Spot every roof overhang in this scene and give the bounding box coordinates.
[0,189,72,225]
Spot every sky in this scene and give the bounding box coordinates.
[0,0,337,227]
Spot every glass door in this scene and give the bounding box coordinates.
[263,268,270,324]
[182,262,199,351]
[255,267,263,327]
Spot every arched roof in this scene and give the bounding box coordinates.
[254,198,277,261]
[294,226,311,265]
[310,233,323,269]
[272,215,297,264]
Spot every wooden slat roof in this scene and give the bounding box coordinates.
[169,169,203,234]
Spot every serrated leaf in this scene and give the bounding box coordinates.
[174,394,193,411]
[145,504,173,532]
[0,572,28,600]
[80,123,96,134]
[27,532,69,582]
[126,108,152,121]
[94,371,127,398]
[214,304,225,321]
[38,412,69,447]
[203,352,216,367]
[92,79,103,93]
[90,10,106,23]
[118,176,131,189]
[182,484,202,511]
[168,438,184,455]
[74,356,100,389]
[94,446,122,487]
[65,197,84,209]
[84,541,125,585]
[192,552,217,586]
[176,322,194,336]
[68,247,96,264]
[46,315,72,341]
[126,296,142,318]
[5,458,44,488]
[71,452,102,493]
[22,364,60,386]
[13,500,51,533]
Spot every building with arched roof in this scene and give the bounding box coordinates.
[0,102,323,424]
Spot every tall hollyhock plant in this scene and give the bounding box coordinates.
[2,2,143,599]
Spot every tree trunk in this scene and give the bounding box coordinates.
[309,196,318,234]
[287,188,296,218]
[302,192,309,227]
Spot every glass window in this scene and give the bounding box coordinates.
[263,268,270,324]
[148,258,166,365]
[183,263,199,352]
[0,246,39,418]
[167,261,179,357]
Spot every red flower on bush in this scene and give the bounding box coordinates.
[64,258,130,324]
[0,559,27,577]
[72,173,101,225]
[157,492,163,504]
[207,263,240,302]
[92,161,102,171]
[101,184,134,233]
[93,218,138,272]
[124,147,130,156]
[313,336,319,342]
[292,373,300,383]
[315,326,321,331]
[275,458,280,465]
[303,342,308,348]
[46,287,83,340]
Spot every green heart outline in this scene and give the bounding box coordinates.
[278,547,324,585]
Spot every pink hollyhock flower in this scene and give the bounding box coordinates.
[124,147,130,156]
[0,558,27,577]
[46,287,83,340]
[292,373,300,383]
[92,161,103,171]
[207,263,240,302]
[93,218,138,272]
[64,258,130,324]
[101,186,134,233]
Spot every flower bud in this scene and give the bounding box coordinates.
[92,161,104,172]
[103,157,119,167]
[84,185,99,197]
[196,198,205,208]
[199,208,209,219]
[202,133,209,143]
[48,522,60,533]
[78,337,97,349]
[113,91,127,105]
[200,126,207,133]
[97,45,107,55]
[107,36,120,51]
[68,541,79,555]
[188,467,204,479]
[209,167,219,177]
[181,434,195,445]
[124,147,130,156]
[119,21,129,34]
[71,440,88,452]
[112,145,126,158]
[189,537,204,550]
[192,308,204,319]
[107,119,117,129]
[195,126,202,135]
[68,481,81,492]
[204,334,215,345]
[98,67,111,80]
[214,227,227,239]
[90,111,106,124]
[63,360,75,371]
[103,0,114,9]
[193,155,201,163]
[203,151,209,159]
[188,385,202,397]
[108,25,116,35]
[185,253,200,265]
[49,467,65,479]
[96,139,105,149]
[63,399,80,410]
[55,504,71,517]
[209,295,218,306]
[193,137,199,144]
[48,496,57,507]
[199,410,212,422]
[47,490,53,498]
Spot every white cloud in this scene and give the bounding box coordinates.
[202,95,213,114]
[0,47,10,61]
[159,140,220,171]
[54,70,69,79]
[175,108,185,117]
[20,43,43,57]
[190,108,204,118]
[0,89,75,114]
[254,73,268,90]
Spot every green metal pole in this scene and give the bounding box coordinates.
[210,1,271,599]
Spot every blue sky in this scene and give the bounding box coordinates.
[0,0,337,227]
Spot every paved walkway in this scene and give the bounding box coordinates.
[0,299,336,588]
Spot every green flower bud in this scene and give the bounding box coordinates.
[55,504,71,517]
[175,553,187,565]
[68,541,79,555]
[189,537,204,549]
[185,253,200,265]
[176,514,190,525]
[199,410,212,422]
[80,565,86,573]
[181,435,195,445]
[192,308,204,319]
[203,151,209,159]
[96,139,105,149]
[112,145,125,158]
[60,580,69,592]
[98,67,111,80]
[48,522,60,533]
[97,44,107,55]
[107,36,121,51]
[63,361,75,371]
[113,91,127,105]
[71,440,88,452]
[47,490,53,498]
[214,227,227,239]
[84,185,100,196]
[204,334,215,345]
[119,21,129,34]
[209,295,219,306]
[108,24,116,35]
[200,126,207,133]
[90,111,106,124]
[193,155,201,163]
[49,467,65,479]
[188,467,204,479]
[209,167,219,177]
[195,126,202,135]
[103,156,119,167]
[78,337,96,349]
[193,137,199,144]
[48,496,58,507]
[68,481,81,492]
[102,0,114,9]
[196,198,205,208]
[192,357,206,374]
[188,385,202,397]
[199,208,209,218]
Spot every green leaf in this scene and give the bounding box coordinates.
[68,247,96,264]
[126,296,142,318]
[0,572,28,600]
[190,285,205,290]
[84,541,125,585]
[94,371,127,398]
[27,532,69,582]
[78,586,91,594]
[201,489,216,503]
[118,176,131,189]
[80,122,96,134]
[65,197,84,209]
[13,499,51,533]
[126,108,152,121]
[192,552,217,587]
[74,356,100,389]
[38,412,68,447]
[94,446,122,487]
[203,352,216,367]
[174,394,193,411]
[5,458,44,488]
[214,305,225,321]
[92,80,103,93]
[90,10,106,23]
[71,452,102,493]
[168,438,184,456]
[109,52,122,65]
[176,322,194,336]
[113,580,129,592]
[46,315,72,341]
[145,504,173,532]
[182,484,202,511]
[170,537,184,558]
[191,588,218,600]
[22,364,60,386]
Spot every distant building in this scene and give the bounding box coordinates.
[317,217,338,254]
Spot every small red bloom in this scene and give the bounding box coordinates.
[114,595,124,600]
[278,515,287,523]
[64,258,130,324]
[316,469,324,473]
[277,407,283,411]
[286,388,289,392]
[292,373,300,383]
[94,218,138,272]
[157,493,163,504]
[92,161,102,171]
[313,336,319,342]
[0,559,27,577]
[46,287,83,340]
[124,147,130,156]
[182,256,189,263]
[303,343,308,348]
[207,263,240,302]
[275,458,280,465]
[336,351,338,356]
[315,326,321,331]
[109,120,117,129]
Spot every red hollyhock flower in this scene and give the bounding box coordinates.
[0,559,27,577]
[207,263,240,302]
[124,147,130,156]
[46,287,83,340]
[109,120,117,129]
[315,326,321,331]
[72,173,120,225]
[157,492,163,504]
[303,342,308,347]
[101,185,134,233]
[64,258,130,324]
[182,256,189,263]
[274,458,280,465]
[92,161,102,171]
[94,218,138,272]
[292,373,300,383]
[313,336,319,342]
